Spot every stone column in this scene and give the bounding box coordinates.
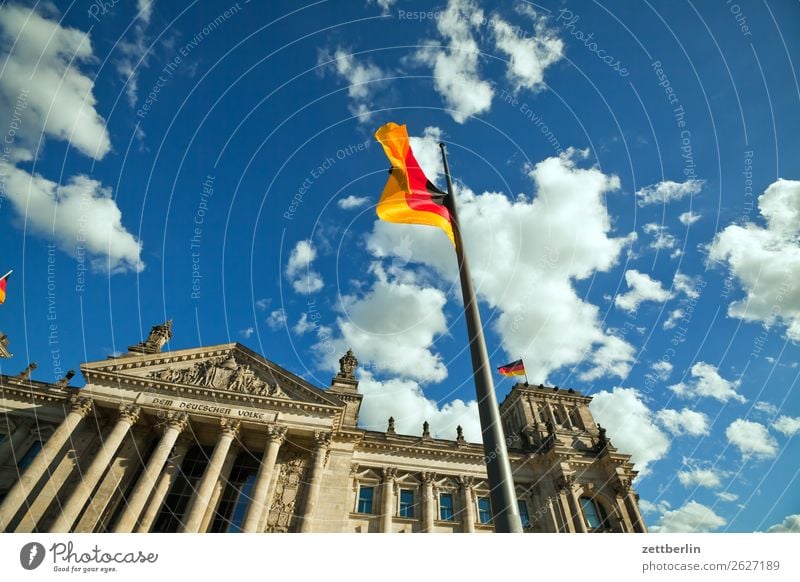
[560,403,575,430]
[459,476,475,533]
[625,490,646,532]
[422,472,436,533]
[380,467,396,533]
[562,477,588,533]
[50,404,140,533]
[613,493,634,532]
[114,413,189,533]
[0,397,93,531]
[0,419,32,467]
[181,419,240,533]
[200,444,239,532]
[242,424,287,533]
[136,437,192,533]
[298,431,331,533]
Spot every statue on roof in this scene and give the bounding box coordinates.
[337,348,358,380]
[129,320,173,355]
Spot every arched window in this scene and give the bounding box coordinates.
[580,497,609,531]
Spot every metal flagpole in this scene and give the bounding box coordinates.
[521,357,529,386]
[439,143,523,533]
[0,270,12,280]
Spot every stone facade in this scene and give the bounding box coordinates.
[0,325,646,533]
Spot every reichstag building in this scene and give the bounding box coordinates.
[0,322,646,533]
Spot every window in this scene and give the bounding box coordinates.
[581,497,608,530]
[477,497,492,524]
[17,441,42,470]
[439,493,454,521]
[399,489,415,518]
[518,500,530,528]
[357,486,374,514]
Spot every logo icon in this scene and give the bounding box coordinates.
[20,542,46,570]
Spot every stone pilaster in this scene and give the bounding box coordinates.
[49,404,140,532]
[422,471,436,533]
[380,467,396,533]
[459,476,475,533]
[182,419,240,533]
[242,424,287,532]
[114,412,189,532]
[298,431,331,532]
[561,476,588,533]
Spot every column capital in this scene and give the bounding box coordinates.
[381,466,397,483]
[220,418,241,438]
[421,471,437,484]
[558,474,577,492]
[458,475,474,490]
[118,404,141,425]
[68,395,94,417]
[313,430,331,450]
[266,424,288,444]
[162,412,189,433]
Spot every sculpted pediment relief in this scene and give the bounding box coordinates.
[147,354,289,398]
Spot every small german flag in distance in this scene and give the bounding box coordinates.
[497,359,526,377]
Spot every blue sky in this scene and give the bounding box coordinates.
[0,0,799,533]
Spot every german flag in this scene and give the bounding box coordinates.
[0,271,11,305]
[498,359,526,377]
[374,122,455,246]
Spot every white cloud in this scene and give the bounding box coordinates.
[0,4,143,274]
[673,272,702,299]
[649,501,726,532]
[116,0,156,107]
[0,3,111,160]
[367,144,635,382]
[491,9,563,93]
[766,514,800,533]
[266,309,287,330]
[773,415,800,436]
[413,0,494,123]
[708,179,800,341]
[239,327,254,339]
[0,164,144,273]
[321,48,386,120]
[638,499,671,515]
[293,313,314,335]
[642,223,678,252]
[679,211,701,226]
[357,371,481,441]
[715,491,738,502]
[338,195,370,210]
[285,240,324,295]
[669,362,746,403]
[615,270,671,312]
[753,400,778,415]
[368,0,397,15]
[316,266,449,383]
[589,387,670,477]
[663,308,684,330]
[651,360,673,381]
[678,466,725,489]
[635,179,704,206]
[726,419,779,459]
[657,408,710,436]
[255,298,271,311]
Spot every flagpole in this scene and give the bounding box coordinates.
[521,357,529,386]
[439,143,523,533]
[0,270,12,280]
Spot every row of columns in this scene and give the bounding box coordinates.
[375,471,483,533]
[1,394,334,533]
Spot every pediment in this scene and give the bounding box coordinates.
[81,343,342,408]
